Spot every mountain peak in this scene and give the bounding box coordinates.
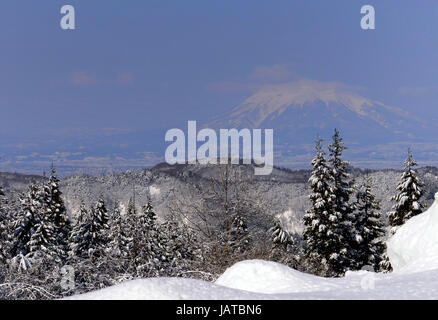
[209,79,415,129]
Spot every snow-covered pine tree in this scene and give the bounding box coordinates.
[328,128,357,270]
[42,165,71,258]
[12,182,42,257]
[69,202,88,256]
[70,196,109,258]
[160,214,203,276]
[127,196,137,216]
[142,199,157,228]
[268,218,301,269]
[94,195,109,229]
[133,199,168,276]
[228,214,250,253]
[27,214,57,261]
[379,254,393,273]
[10,180,61,265]
[0,186,6,210]
[77,201,89,225]
[0,186,11,263]
[388,149,425,228]
[354,174,387,271]
[303,137,346,277]
[270,218,294,248]
[108,202,131,258]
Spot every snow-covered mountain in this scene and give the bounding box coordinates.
[208,80,431,167]
[210,80,421,133]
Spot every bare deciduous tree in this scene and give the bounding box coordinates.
[168,163,272,274]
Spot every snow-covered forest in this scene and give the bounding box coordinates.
[0,130,434,299]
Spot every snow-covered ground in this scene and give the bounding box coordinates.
[68,193,438,300]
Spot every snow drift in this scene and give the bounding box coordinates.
[387,192,438,273]
[67,259,438,300]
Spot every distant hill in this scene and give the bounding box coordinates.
[0,171,43,193]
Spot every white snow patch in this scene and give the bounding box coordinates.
[387,192,438,273]
[66,277,267,300]
[276,209,303,234]
[66,259,438,300]
[149,185,160,197]
[119,202,128,216]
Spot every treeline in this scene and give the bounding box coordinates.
[0,164,289,299]
[0,166,206,299]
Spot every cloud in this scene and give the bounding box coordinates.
[208,62,299,93]
[71,71,97,86]
[208,63,368,98]
[247,62,298,83]
[208,81,255,93]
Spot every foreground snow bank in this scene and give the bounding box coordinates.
[67,259,438,300]
[66,277,268,300]
[387,192,438,273]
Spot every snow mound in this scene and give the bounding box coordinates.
[215,260,338,294]
[387,192,438,273]
[66,277,268,300]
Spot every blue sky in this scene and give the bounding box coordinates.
[1,1,438,172]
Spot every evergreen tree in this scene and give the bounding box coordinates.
[27,214,57,261]
[379,254,393,273]
[42,165,71,249]
[303,137,346,277]
[0,187,11,263]
[77,201,89,225]
[108,202,131,258]
[11,180,62,263]
[354,175,387,271]
[270,218,294,248]
[69,202,88,256]
[228,214,250,253]
[160,214,202,275]
[127,196,137,216]
[388,149,425,228]
[133,199,168,276]
[141,199,156,228]
[268,218,301,269]
[328,128,357,270]
[70,196,109,258]
[12,182,42,257]
[0,186,6,210]
[94,195,109,229]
